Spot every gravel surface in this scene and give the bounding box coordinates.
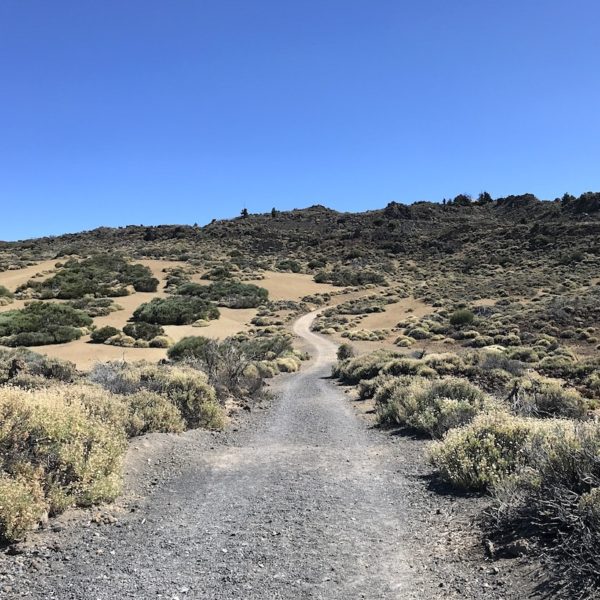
[1,312,535,599]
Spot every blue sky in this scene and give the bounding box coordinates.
[1,1,599,240]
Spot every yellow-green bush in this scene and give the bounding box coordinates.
[377,376,494,438]
[124,391,186,436]
[0,386,126,540]
[428,412,534,491]
[510,376,588,418]
[89,362,224,429]
[0,475,46,542]
[333,350,397,384]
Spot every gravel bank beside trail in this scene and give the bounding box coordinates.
[2,312,530,599]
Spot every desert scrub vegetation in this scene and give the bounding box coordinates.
[0,302,92,346]
[176,280,268,308]
[66,297,122,317]
[376,376,496,438]
[314,267,385,287]
[0,285,13,306]
[0,352,226,542]
[17,254,158,299]
[0,385,126,542]
[132,296,220,325]
[89,362,224,429]
[167,333,301,392]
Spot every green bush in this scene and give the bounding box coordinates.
[89,362,224,429]
[510,377,588,418]
[333,350,397,384]
[90,326,120,344]
[0,302,92,347]
[177,281,268,308]
[133,296,220,325]
[167,336,213,361]
[314,268,386,286]
[0,475,46,542]
[122,391,185,436]
[450,309,475,327]
[276,259,301,273]
[19,254,156,299]
[122,322,165,341]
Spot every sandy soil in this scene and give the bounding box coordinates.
[0,259,58,291]
[246,272,337,301]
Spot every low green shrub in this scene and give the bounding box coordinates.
[337,343,355,361]
[509,377,588,418]
[177,281,268,308]
[450,309,475,327]
[90,326,120,344]
[0,302,92,346]
[122,322,165,341]
[133,296,219,325]
[0,386,126,540]
[18,255,157,299]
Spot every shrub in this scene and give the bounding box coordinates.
[0,285,13,299]
[122,322,165,341]
[509,377,588,418]
[334,350,397,384]
[90,326,120,344]
[0,386,126,524]
[68,297,120,317]
[450,309,475,327]
[314,268,386,286]
[489,420,600,596]
[428,412,534,491]
[149,335,172,348]
[337,343,355,361]
[167,336,213,362]
[0,302,92,346]
[276,259,301,273]
[377,377,493,438]
[89,362,224,429]
[133,296,220,325]
[19,255,156,299]
[123,391,185,436]
[0,475,46,542]
[0,349,77,383]
[177,281,268,308]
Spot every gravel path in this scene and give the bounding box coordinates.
[2,312,529,599]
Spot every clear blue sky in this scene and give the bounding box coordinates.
[1,1,599,241]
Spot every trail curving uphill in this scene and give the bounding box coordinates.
[5,312,518,599]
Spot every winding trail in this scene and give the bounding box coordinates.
[11,312,428,599]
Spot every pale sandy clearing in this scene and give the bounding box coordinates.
[0,259,59,292]
[246,272,337,301]
[358,297,434,330]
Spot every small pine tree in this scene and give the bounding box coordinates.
[271,207,278,218]
[241,208,249,218]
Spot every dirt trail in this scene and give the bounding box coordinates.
[4,312,522,599]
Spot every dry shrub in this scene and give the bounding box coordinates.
[0,386,126,540]
[508,376,588,418]
[377,376,493,438]
[488,420,600,597]
[0,475,46,542]
[428,412,535,491]
[333,350,397,384]
[90,362,224,430]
